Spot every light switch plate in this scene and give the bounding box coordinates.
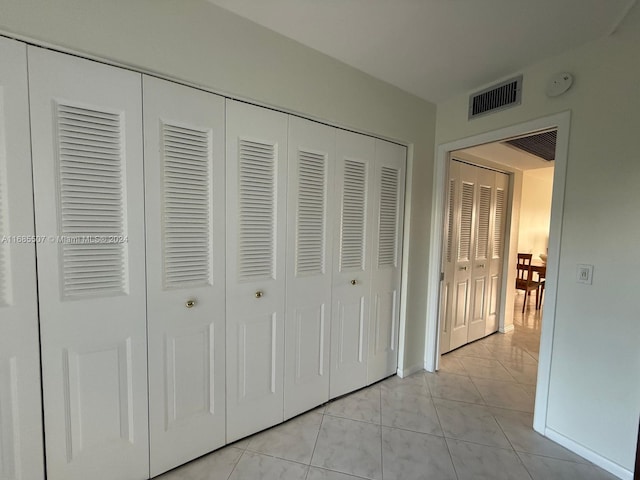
[577,264,593,284]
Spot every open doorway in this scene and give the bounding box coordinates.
[424,111,570,434]
[440,129,555,353]
[436,129,556,414]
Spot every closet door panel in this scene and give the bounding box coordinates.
[486,171,509,335]
[0,38,44,480]
[143,76,226,476]
[284,117,334,419]
[467,167,494,343]
[28,47,148,480]
[367,140,406,383]
[226,100,287,442]
[330,131,375,399]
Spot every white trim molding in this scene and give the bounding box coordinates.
[424,111,571,441]
[545,428,633,480]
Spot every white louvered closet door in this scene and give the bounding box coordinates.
[441,160,475,353]
[0,38,45,480]
[367,140,406,384]
[485,171,509,336]
[467,167,495,343]
[330,131,375,399]
[143,76,226,476]
[284,117,335,420]
[28,48,148,480]
[225,100,287,442]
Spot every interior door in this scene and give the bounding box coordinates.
[367,140,406,384]
[467,167,494,343]
[485,172,509,335]
[330,130,375,399]
[28,47,149,480]
[0,37,45,480]
[225,100,287,442]
[143,76,226,476]
[284,117,335,419]
[446,160,476,351]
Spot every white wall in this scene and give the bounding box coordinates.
[0,0,436,372]
[436,9,640,474]
[518,168,553,257]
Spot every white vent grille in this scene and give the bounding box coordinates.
[56,103,127,298]
[296,149,326,276]
[340,159,367,271]
[458,182,474,262]
[493,188,506,258]
[446,179,455,263]
[238,138,275,281]
[377,166,399,268]
[476,185,491,260]
[162,123,212,288]
[469,75,522,119]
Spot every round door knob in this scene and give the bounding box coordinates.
[185,299,196,308]
[255,291,264,299]
[350,279,357,286]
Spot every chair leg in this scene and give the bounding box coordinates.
[522,291,527,313]
[535,288,540,310]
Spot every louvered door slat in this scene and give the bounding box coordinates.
[377,166,399,268]
[340,159,367,271]
[446,179,455,263]
[476,185,491,260]
[493,188,506,258]
[296,149,326,276]
[162,122,212,289]
[56,103,127,298]
[238,138,275,280]
[458,182,474,262]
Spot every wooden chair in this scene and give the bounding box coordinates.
[516,253,542,313]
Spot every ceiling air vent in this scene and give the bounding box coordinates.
[469,75,523,120]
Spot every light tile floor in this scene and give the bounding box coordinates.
[157,294,618,480]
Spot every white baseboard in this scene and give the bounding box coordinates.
[397,363,424,378]
[544,427,632,480]
[500,323,515,333]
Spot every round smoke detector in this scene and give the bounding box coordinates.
[546,72,573,97]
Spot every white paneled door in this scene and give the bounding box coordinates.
[330,131,375,399]
[143,76,226,476]
[28,48,149,480]
[225,100,288,442]
[367,140,406,383]
[0,37,45,480]
[284,117,335,419]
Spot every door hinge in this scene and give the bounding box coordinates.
[440,272,445,281]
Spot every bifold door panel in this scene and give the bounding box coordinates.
[284,117,335,419]
[0,37,45,480]
[367,140,406,383]
[330,131,376,399]
[28,47,149,480]
[225,100,288,442]
[143,76,226,477]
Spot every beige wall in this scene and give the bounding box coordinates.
[518,168,553,257]
[0,0,436,371]
[436,10,640,473]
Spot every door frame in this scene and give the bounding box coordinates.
[424,111,571,434]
